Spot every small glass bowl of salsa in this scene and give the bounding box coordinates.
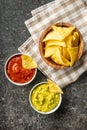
[4,53,37,86]
[29,82,62,114]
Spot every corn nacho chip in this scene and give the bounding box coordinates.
[65,34,73,47]
[43,26,75,42]
[44,46,57,58]
[22,54,37,69]
[45,40,66,47]
[43,30,61,41]
[51,47,70,66]
[73,32,79,47]
[52,25,75,40]
[62,56,70,66]
[67,47,79,66]
[63,47,70,60]
[47,79,63,94]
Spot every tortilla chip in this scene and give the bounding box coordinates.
[52,25,75,40]
[62,56,70,66]
[21,54,37,69]
[45,40,66,47]
[43,30,61,41]
[65,34,73,47]
[44,46,57,58]
[73,32,79,47]
[67,47,79,66]
[47,79,63,94]
[63,47,70,60]
[51,47,70,66]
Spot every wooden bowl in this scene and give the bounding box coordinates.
[39,22,84,69]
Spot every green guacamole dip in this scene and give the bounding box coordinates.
[31,83,60,112]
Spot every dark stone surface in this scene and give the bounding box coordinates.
[0,0,87,130]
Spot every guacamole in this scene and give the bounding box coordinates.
[31,83,60,112]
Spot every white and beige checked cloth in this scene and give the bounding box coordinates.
[18,0,87,88]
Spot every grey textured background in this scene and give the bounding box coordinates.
[0,0,87,130]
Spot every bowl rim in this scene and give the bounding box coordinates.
[29,82,62,114]
[4,53,37,86]
[39,22,84,69]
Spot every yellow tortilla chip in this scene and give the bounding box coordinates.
[67,47,79,66]
[62,56,70,66]
[45,40,66,47]
[47,79,63,94]
[51,47,70,66]
[65,34,73,47]
[66,32,79,47]
[52,25,75,40]
[73,32,79,47]
[21,54,37,69]
[63,47,70,60]
[44,46,57,58]
[43,30,61,41]
[43,25,75,42]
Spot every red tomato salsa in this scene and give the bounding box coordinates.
[6,54,36,84]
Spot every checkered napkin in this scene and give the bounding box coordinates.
[18,0,87,88]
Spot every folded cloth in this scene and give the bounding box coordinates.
[18,0,87,88]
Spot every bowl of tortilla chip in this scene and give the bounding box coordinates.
[39,22,84,69]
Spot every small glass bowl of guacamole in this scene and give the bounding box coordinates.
[29,82,62,114]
